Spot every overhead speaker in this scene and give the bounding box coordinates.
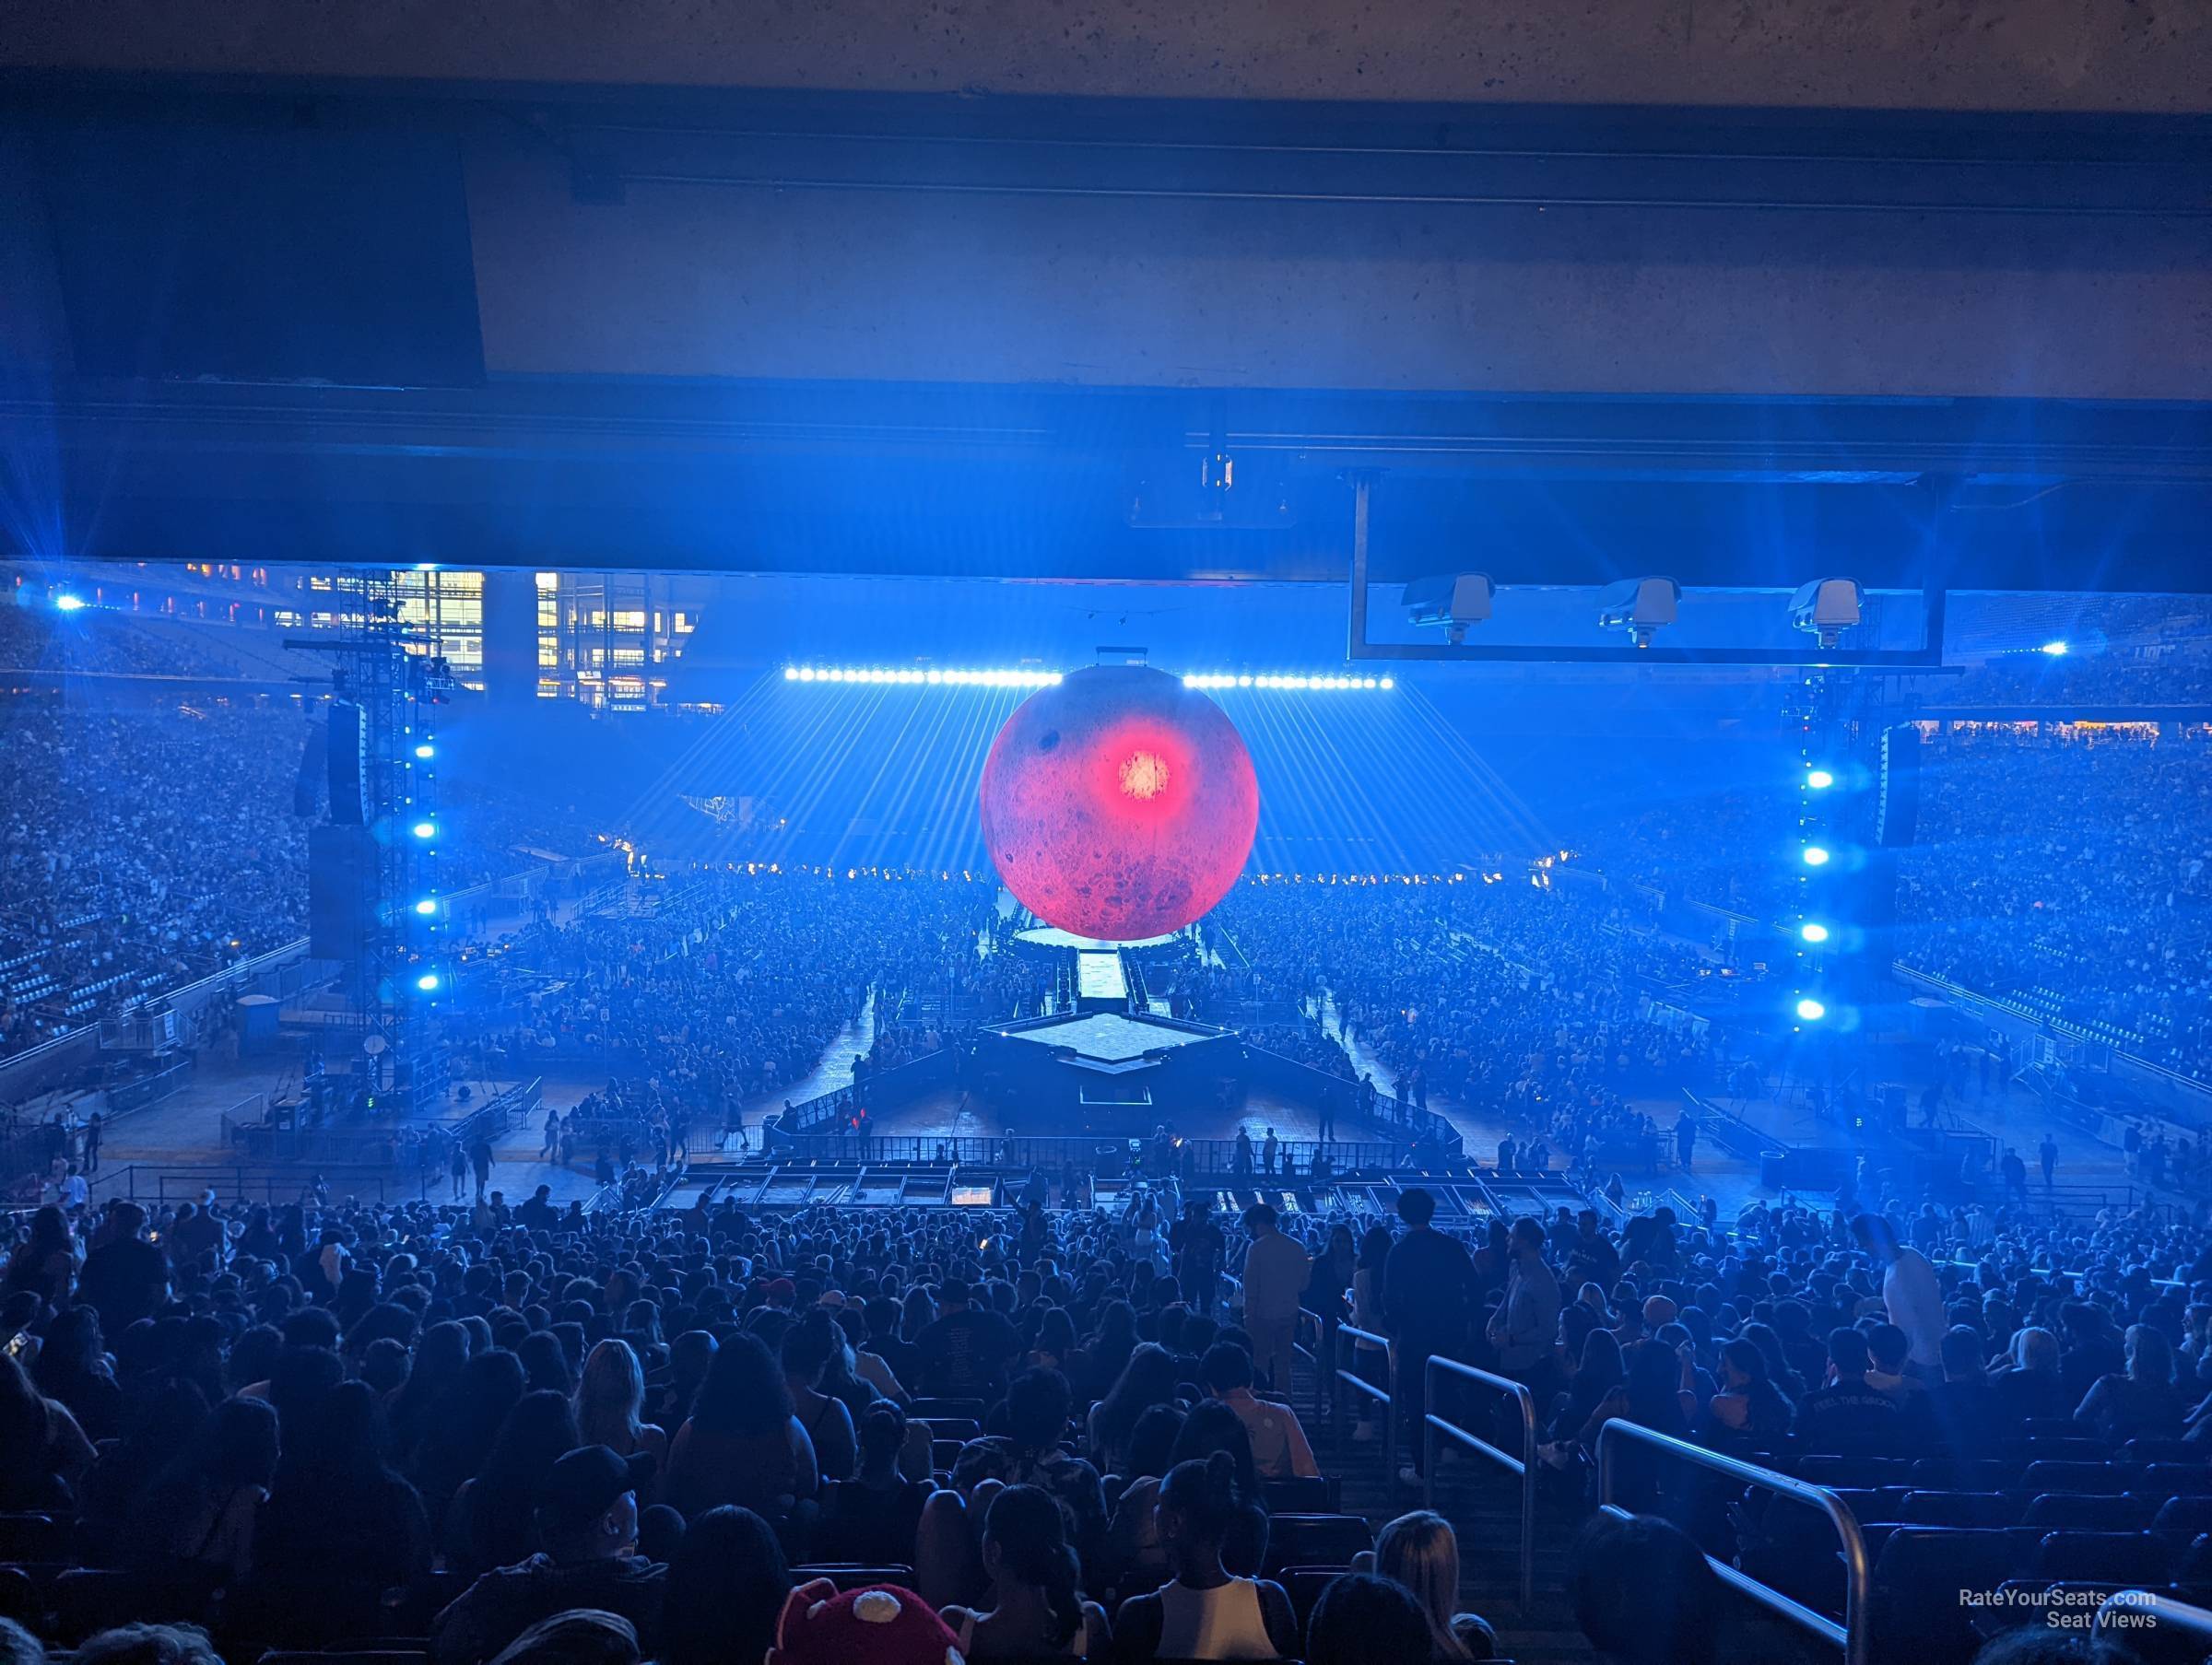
[308,823,376,961]
[327,698,367,827]
[1877,724,1921,848]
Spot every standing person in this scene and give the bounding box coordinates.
[1382,1189,1476,1489]
[1170,1201,1226,1320]
[2040,1132,2059,1188]
[539,1109,560,1163]
[1999,1146,2029,1207]
[1231,1129,1253,1177]
[1237,1204,1309,1398]
[1851,1214,1945,1375]
[1260,1129,1278,1178]
[469,1134,494,1202]
[1485,1217,1563,1403]
[82,1111,103,1177]
[449,1138,469,1201]
[1674,1112,1697,1173]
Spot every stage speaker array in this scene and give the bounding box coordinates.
[1877,724,1921,848]
[308,823,376,960]
[326,698,368,826]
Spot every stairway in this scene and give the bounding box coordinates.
[1296,1357,1599,1663]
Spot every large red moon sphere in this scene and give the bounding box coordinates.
[980,664,1259,942]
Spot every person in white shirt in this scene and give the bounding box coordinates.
[1237,1204,1311,1398]
[61,1165,89,1212]
[1200,1344,1321,1479]
[1853,1213,1946,1373]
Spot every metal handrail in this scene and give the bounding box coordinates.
[1422,1355,1535,1610]
[1595,1418,1871,1665]
[1333,1323,1395,1483]
[2096,1589,2212,1644]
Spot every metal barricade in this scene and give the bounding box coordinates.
[2097,1590,2212,1647]
[1596,1419,1869,1665]
[1333,1323,1394,1483]
[1422,1356,1535,1610]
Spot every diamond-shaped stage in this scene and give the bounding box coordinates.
[972,1008,1241,1130]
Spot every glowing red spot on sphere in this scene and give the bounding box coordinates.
[980,664,1259,942]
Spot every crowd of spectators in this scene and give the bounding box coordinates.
[484,876,1008,1157]
[1210,881,1720,1166]
[1893,725,2212,1079]
[3,1135,2207,1665]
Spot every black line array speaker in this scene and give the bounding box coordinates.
[308,823,376,961]
[292,720,327,818]
[1877,724,1922,849]
[327,699,367,827]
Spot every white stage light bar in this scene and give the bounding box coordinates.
[783,666,1064,687]
[1181,673,1394,691]
[782,666,1394,691]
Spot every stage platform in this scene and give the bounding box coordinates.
[1013,925,1181,951]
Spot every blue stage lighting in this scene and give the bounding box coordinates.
[1805,768,1835,790]
[2040,640,2069,656]
[413,743,435,760]
[1795,997,1827,1021]
[416,972,441,992]
[1799,921,1830,944]
[1802,845,1831,866]
[411,820,436,839]
[54,594,86,612]
[414,898,438,916]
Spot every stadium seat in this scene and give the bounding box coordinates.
[792,1565,919,1593]
[1263,1476,1341,1514]
[50,1567,218,1646]
[2145,1463,2212,1495]
[1901,1491,2018,1527]
[1868,1528,2042,1665]
[0,1566,36,1626]
[1798,1455,1911,1488]
[2124,1439,2205,1464]
[1279,1565,1347,1625]
[2021,1492,2158,1530]
[2020,1460,2140,1495]
[1911,1459,2022,1492]
[0,1518,64,1565]
[918,1418,982,1444]
[2155,1497,2212,1534]
[2032,1530,2173,1583]
[1827,1487,1912,1526]
[1260,1516,1372,1576]
[907,1400,986,1422]
[931,1438,966,1472]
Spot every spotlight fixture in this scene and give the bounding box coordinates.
[1596,577,1680,649]
[1802,845,1831,867]
[53,593,87,613]
[411,821,437,840]
[1788,578,1863,649]
[1799,922,1830,944]
[416,972,441,992]
[1805,768,1835,791]
[1402,573,1495,644]
[1795,997,1827,1021]
[414,898,438,917]
[2040,640,2069,656]
[414,744,435,759]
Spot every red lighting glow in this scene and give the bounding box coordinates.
[980,664,1258,941]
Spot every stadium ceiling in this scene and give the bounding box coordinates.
[0,76,2208,592]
